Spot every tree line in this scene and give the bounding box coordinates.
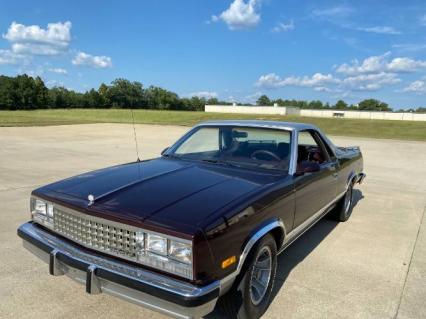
[255,95,395,112]
[0,74,425,112]
[0,74,227,111]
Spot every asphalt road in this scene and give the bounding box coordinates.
[0,123,425,319]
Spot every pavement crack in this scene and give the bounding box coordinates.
[393,204,426,319]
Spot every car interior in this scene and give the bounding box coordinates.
[220,129,291,163]
[295,130,332,173]
[173,127,331,172]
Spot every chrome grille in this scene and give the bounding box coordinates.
[53,208,138,260]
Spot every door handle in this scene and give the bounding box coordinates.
[328,165,338,178]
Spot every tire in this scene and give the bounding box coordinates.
[218,234,277,319]
[331,182,354,222]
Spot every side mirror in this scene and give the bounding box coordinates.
[161,147,169,155]
[296,161,321,175]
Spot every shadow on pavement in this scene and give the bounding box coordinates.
[207,189,363,318]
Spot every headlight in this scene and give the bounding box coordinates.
[31,197,54,229]
[137,232,193,279]
[147,234,167,255]
[169,240,192,264]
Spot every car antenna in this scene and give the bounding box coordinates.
[130,108,142,180]
[130,108,141,162]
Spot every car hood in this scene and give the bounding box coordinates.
[33,158,283,234]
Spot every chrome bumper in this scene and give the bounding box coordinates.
[18,222,219,319]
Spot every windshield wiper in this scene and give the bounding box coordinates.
[201,158,220,164]
[162,153,180,160]
[201,158,243,169]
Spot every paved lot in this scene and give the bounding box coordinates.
[0,123,425,319]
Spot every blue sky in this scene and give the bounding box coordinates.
[1,0,426,109]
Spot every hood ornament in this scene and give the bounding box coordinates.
[88,194,95,206]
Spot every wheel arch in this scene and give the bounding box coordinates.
[236,218,285,275]
[346,171,358,189]
[219,218,285,295]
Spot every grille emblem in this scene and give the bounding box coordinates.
[88,194,95,206]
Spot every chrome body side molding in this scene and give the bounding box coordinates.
[220,189,347,294]
[279,190,346,253]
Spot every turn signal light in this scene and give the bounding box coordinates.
[221,255,237,269]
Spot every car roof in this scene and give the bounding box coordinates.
[196,120,318,131]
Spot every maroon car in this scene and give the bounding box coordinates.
[18,121,365,319]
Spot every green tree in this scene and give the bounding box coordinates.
[107,79,145,108]
[308,100,324,109]
[358,99,391,111]
[256,95,272,106]
[145,86,180,110]
[206,97,219,105]
[334,100,348,109]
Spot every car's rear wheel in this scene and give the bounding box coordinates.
[331,183,354,222]
[218,234,277,319]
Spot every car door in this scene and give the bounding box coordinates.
[292,130,338,229]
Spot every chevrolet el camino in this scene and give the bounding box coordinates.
[18,120,365,319]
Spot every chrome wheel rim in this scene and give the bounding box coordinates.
[249,246,272,306]
[344,187,352,214]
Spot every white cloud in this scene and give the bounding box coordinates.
[314,86,333,92]
[72,52,112,68]
[341,72,400,91]
[3,21,71,55]
[188,91,218,99]
[272,20,295,33]
[336,52,390,75]
[211,0,261,30]
[403,80,426,93]
[48,67,67,74]
[256,70,400,93]
[256,72,338,89]
[388,57,426,72]
[255,52,421,95]
[0,49,27,65]
[356,26,401,35]
[312,6,354,17]
[336,53,426,75]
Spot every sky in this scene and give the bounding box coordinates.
[1,0,426,109]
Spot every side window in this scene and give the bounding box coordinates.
[315,133,336,159]
[298,131,317,147]
[298,130,329,164]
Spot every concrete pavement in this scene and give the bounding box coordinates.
[0,123,425,319]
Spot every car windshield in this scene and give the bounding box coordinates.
[168,126,292,172]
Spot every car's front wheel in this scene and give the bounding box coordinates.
[218,234,277,319]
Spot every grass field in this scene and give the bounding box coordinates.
[1,109,425,141]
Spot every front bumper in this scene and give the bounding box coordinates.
[17,222,219,319]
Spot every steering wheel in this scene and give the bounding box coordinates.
[250,150,281,161]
